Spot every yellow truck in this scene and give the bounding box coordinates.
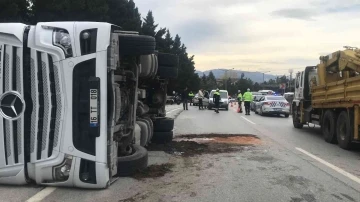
[292,46,360,149]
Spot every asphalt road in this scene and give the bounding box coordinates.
[2,104,360,202]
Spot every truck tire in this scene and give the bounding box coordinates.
[152,131,174,143]
[118,35,155,56]
[322,110,337,143]
[157,53,179,79]
[336,111,353,150]
[157,65,178,78]
[292,105,303,129]
[117,145,148,176]
[153,117,174,132]
[158,53,179,67]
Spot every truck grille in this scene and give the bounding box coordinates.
[29,51,63,162]
[0,45,64,166]
[1,46,24,165]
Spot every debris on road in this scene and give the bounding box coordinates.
[176,134,261,145]
[133,163,175,180]
[147,134,260,157]
[119,191,151,202]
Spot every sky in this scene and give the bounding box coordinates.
[136,0,360,75]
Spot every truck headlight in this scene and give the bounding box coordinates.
[53,154,73,182]
[53,29,73,58]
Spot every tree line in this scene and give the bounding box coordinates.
[199,71,294,97]
[0,0,294,96]
[0,0,201,94]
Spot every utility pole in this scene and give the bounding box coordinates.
[288,69,293,92]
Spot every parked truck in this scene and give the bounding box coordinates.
[0,22,178,188]
[293,46,360,150]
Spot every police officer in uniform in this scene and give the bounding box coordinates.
[213,89,221,113]
[188,91,195,106]
[243,88,253,115]
[237,90,243,113]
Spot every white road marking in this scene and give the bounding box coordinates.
[26,187,56,202]
[296,147,360,185]
[166,108,182,114]
[241,116,256,125]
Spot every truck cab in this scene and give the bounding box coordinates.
[0,22,178,188]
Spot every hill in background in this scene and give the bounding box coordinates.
[195,69,278,83]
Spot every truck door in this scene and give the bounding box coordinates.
[295,72,304,100]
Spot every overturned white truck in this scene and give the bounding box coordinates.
[0,22,178,188]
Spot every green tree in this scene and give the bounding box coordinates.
[141,11,157,36]
[200,74,207,89]
[207,71,217,89]
[141,11,167,50]
[106,0,142,31]
[0,0,31,23]
[33,0,108,22]
[162,30,173,52]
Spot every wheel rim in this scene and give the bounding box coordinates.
[293,108,301,124]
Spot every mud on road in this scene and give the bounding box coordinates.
[131,134,262,180]
[134,134,261,179]
[147,134,261,157]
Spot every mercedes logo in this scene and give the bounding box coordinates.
[0,91,25,120]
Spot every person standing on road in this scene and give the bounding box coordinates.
[213,89,221,113]
[188,91,195,106]
[243,88,253,115]
[237,90,243,113]
[182,87,189,110]
[198,89,204,110]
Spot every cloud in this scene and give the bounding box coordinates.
[271,8,317,20]
[134,0,360,74]
[326,4,360,13]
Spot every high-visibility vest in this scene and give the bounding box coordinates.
[237,93,242,101]
[243,92,253,102]
[189,93,194,97]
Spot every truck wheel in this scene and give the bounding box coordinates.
[158,53,179,67]
[157,66,178,78]
[117,145,148,177]
[152,131,174,143]
[153,117,174,132]
[118,35,155,56]
[322,110,337,143]
[336,111,353,150]
[157,53,179,79]
[292,105,303,129]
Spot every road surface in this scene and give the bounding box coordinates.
[2,104,360,202]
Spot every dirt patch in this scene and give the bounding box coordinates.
[132,163,174,180]
[119,192,150,202]
[147,134,260,157]
[176,134,261,145]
